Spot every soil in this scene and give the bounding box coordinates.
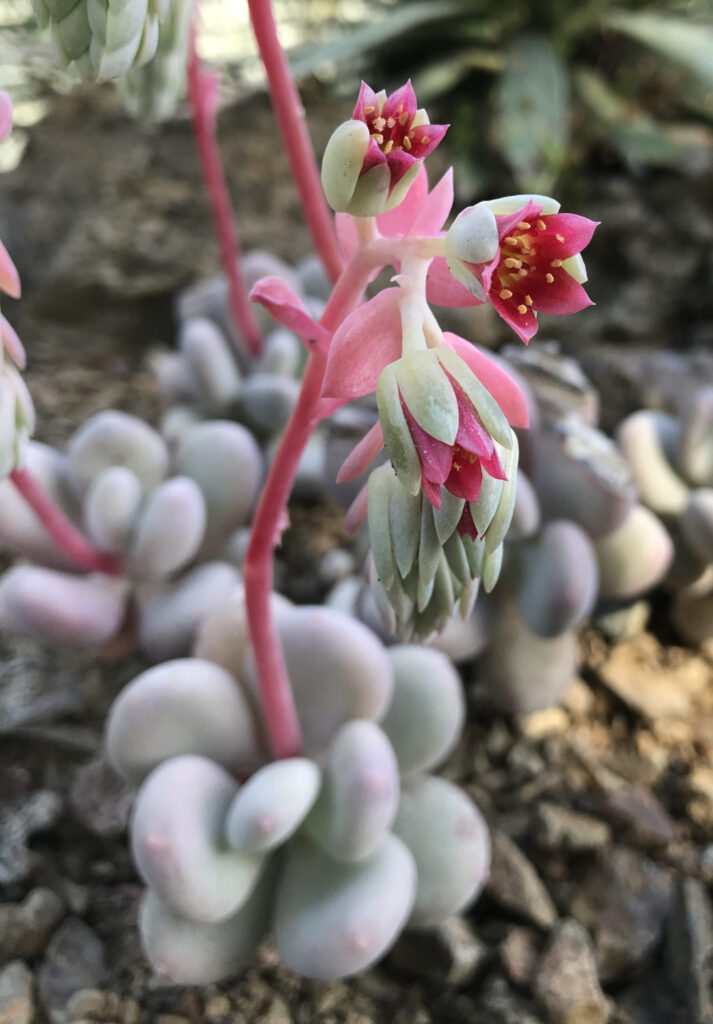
[1,83,713,1024]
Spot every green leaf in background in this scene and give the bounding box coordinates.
[606,10,713,89]
[286,1,465,81]
[493,33,569,193]
[412,48,503,104]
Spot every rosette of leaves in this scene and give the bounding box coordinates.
[118,0,194,121]
[105,596,491,982]
[0,407,263,659]
[617,387,713,653]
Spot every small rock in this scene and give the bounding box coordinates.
[487,832,558,930]
[517,709,569,740]
[389,917,490,986]
[595,600,650,643]
[204,995,232,1022]
[500,927,540,989]
[65,988,122,1021]
[38,918,107,1023]
[533,804,611,853]
[0,888,65,964]
[599,780,676,847]
[0,790,63,884]
[561,678,595,718]
[665,876,713,1024]
[479,976,546,1024]
[571,847,672,983]
[535,920,610,1024]
[0,962,33,1024]
[69,757,134,838]
[598,636,709,719]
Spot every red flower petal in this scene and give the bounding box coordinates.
[337,421,384,483]
[386,149,417,189]
[491,289,539,344]
[456,502,478,539]
[402,401,452,486]
[535,213,598,260]
[353,81,379,123]
[528,267,594,316]
[479,446,507,481]
[362,136,387,175]
[450,380,494,458]
[408,122,449,160]
[322,289,402,399]
[442,333,530,429]
[382,81,417,125]
[250,277,330,348]
[427,257,483,308]
[445,457,483,502]
[494,200,543,242]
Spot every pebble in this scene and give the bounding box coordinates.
[535,920,610,1024]
[69,757,134,838]
[0,790,63,885]
[665,876,713,1023]
[517,709,570,741]
[533,803,611,853]
[500,927,540,989]
[570,847,672,983]
[487,831,558,930]
[38,918,107,1023]
[0,961,34,1024]
[204,995,232,1022]
[0,888,65,964]
[598,637,709,720]
[389,917,490,986]
[479,976,546,1024]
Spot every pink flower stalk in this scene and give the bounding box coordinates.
[353,81,447,196]
[449,199,599,344]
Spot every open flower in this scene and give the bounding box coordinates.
[321,81,447,218]
[443,195,599,343]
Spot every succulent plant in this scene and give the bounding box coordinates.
[106,599,491,982]
[118,0,193,121]
[0,408,262,657]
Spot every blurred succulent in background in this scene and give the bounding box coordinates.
[0,408,262,658]
[289,1,713,190]
[105,597,490,982]
[118,0,194,121]
[617,388,713,654]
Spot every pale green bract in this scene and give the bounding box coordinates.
[118,0,194,121]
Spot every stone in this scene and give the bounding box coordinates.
[389,917,490,986]
[664,876,713,1024]
[0,790,63,884]
[0,962,33,1024]
[0,889,65,965]
[598,636,710,720]
[517,709,569,740]
[38,918,107,1023]
[598,778,676,848]
[570,847,672,983]
[479,976,546,1024]
[487,831,558,930]
[595,600,650,643]
[500,927,540,989]
[65,988,120,1021]
[204,996,232,1022]
[535,920,610,1024]
[533,803,611,853]
[69,757,134,837]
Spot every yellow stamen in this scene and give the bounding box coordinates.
[551,259,563,268]
[372,133,384,145]
[504,235,519,246]
[517,304,528,315]
[420,135,429,145]
[517,221,531,230]
[556,233,565,243]
[403,135,412,151]
[399,112,409,126]
[372,116,386,131]
[536,219,546,231]
[383,140,394,155]
[518,268,529,277]
[504,257,522,269]
[525,295,533,306]
[499,289,513,299]
[546,272,554,283]
[365,106,375,114]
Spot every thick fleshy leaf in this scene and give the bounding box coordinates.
[408,169,453,237]
[443,333,529,428]
[426,257,483,308]
[322,289,402,400]
[0,241,20,299]
[250,277,329,348]
[337,422,384,483]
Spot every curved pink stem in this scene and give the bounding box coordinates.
[187,30,263,357]
[246,0,344,284]
[10,467,122,576]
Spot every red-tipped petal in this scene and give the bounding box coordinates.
[427,257,483,308]
[445,458,483,502]
[362,136,388,175]
[536,213,598,260]
[250,276,330,348]
[408,168,453,237]
[0,314,25,369]
[344,482,369,535]
[0,91,12,141]
[408,122,448,159]
[353,81,379,122]
[322,288,402,400]
[421,475,443,510]
[450,382,494,458]
[383,80,417,124]
[494,200,543,242]
[456,502,478,539]
[386,149,417,190]
[479,446,507,481]
[530,269,594,316]
[337,421,384,483]
[491,290,539,345]
[377,164,429,238]
[0,241,21,299]
[443,332,530,428]
[402,402,452,485]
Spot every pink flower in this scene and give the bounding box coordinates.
[445,198,599,343]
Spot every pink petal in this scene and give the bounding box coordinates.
[383,81,417,124]
[449,379,493,457]
[427,257,483,308]
[443,333,530,428]
[536,213,598,259]
[344,482,369,535]
[456,503,478,540]
[530,269,594,316]
[0,91,12,142]
[322,288,402,399]
[494,200,543,242]
[0,314,25,369]
[337,421,384,483]
[353,81,379,122]
[362,137,388,175]
[490,291,539,345]
[408,168,453,237]
[408,122,448,159]
[445,458,483,502]
[479,446,507,480]
[479,248,502,294]
[421,475,443,509]
[250,277,330,348]
[386,149,417,189]
[0,241,20,299]
[402,402,452,485]
[377,164,429,238]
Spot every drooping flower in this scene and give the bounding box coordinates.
[443,195,599,343]
[321,81,447,218]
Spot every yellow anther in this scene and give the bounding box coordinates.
[383,140,394,155]
[365,106,376,114]
[518,268,529,277]
[372,116,386,131]
[517,221,531,230]
[504,257,522,269]
[504,235,519,246]
[386,116,396,129]
[420,135,429,144]
[525,295,533,306]
[372,133,384,145]
[499,289,513,299]
[556,233,565,242]
[399,112,409,126]
[517,304,528,315]
[403,135,412,151]
[546,272,554,283]
[536,219,546,231]
[551,259,563,268]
